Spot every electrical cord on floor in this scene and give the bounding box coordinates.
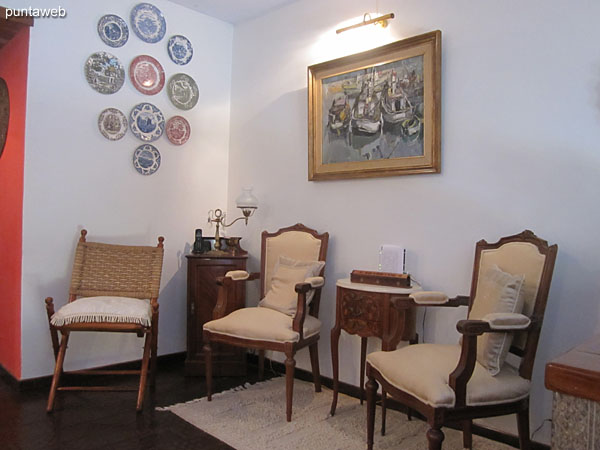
[269,356,282,377]
[410,276,425,344]
[421,308,427,343]
[531,418,552,441]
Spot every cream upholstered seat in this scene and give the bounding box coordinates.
[202,224,329,422]
[50,296,152,327]
[365,230,557,450]
[367,344,530,408]
[44,230,164,413]
[204,307,321,343]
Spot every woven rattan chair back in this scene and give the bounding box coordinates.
[69,239,164,300]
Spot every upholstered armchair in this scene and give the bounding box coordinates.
[45,229,164,412]
[366,230,557,450]
[203,223,329,421]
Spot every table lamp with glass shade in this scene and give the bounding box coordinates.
[207,187,258,251]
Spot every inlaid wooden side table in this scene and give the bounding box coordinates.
[330,278,422,415]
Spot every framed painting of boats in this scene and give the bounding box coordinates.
[308,30,441,180]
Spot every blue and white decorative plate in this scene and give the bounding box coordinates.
[167,73,199,110]
[167,35,193,65]
[84,52,125,94]
[133,144,161,175]
[130,3,166,44]
[97,14,129,48]
[129,103,165,142]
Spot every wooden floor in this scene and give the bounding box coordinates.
[0,356,270,450]
[0,356,539,450]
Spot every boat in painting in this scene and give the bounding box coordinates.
[327,93,351,138]
[351,75,382,135]
[381,71,414,125]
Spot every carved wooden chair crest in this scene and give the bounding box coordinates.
[366,230,557,449]
[203,223,329,421]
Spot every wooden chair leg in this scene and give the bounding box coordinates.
[204,341,213,401]
[426,425,444,450]
[517,404,531,450]
[360,337,367,405]
[381,389,387,436]
[462,419,472,449]
[284,350,296,422]
[366,377,378,450]
[149,309,159,389]
[308,343,321,392]
[47,332,69,413]
[258,350,265,381]
[45,298,60,361]
[136,332,152,412]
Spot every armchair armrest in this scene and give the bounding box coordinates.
[216,271,260,286]
[409,291,449,304]
[482,312,531,330]
[225,270,250,280]
[391,293,470,309]
[292,277,326,339]
[450,315,532,407]
[213,271,260,319]
[294,276,325,293]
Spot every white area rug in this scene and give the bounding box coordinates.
[159,377,514,450]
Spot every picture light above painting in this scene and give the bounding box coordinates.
[307,30,441,180]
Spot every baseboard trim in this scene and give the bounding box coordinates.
[8,352,187,391]
[249,354,550,450]
[0,363,20,389]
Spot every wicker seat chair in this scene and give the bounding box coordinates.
[44,229,164,412]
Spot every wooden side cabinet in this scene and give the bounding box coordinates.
[185,250,247,376]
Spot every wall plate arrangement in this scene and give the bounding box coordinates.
[166,115,191,145]
[84,51,125,94]
[129,55,165,95]
[98,107,128,140]
[133,143,161,175]
[167,35,193,65]
[97,14,129,48]
[167,73,199,110]
[130,3,166,44]
[130,102,165,142]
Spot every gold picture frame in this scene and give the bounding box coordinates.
[308,30,441,180]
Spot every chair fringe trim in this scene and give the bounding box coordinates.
[50,314,151,327]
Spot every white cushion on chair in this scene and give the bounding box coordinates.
[50,296,152,327]
[367,344,530,408]
[468,264,525,375]
[259,256,325,316]
[203,307,321,343]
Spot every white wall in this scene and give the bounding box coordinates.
[227,0,600,443]
[14,0,233,378]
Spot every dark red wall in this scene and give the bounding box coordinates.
[0,26,30,379]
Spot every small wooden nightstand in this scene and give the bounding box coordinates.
[330,278,422,415]
[185,241,248,377]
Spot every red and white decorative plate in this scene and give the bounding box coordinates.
[166,115,191,145]
[129,55,165,95]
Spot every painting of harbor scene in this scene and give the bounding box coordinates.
[308,31,441,180]
[322,55,424,164]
